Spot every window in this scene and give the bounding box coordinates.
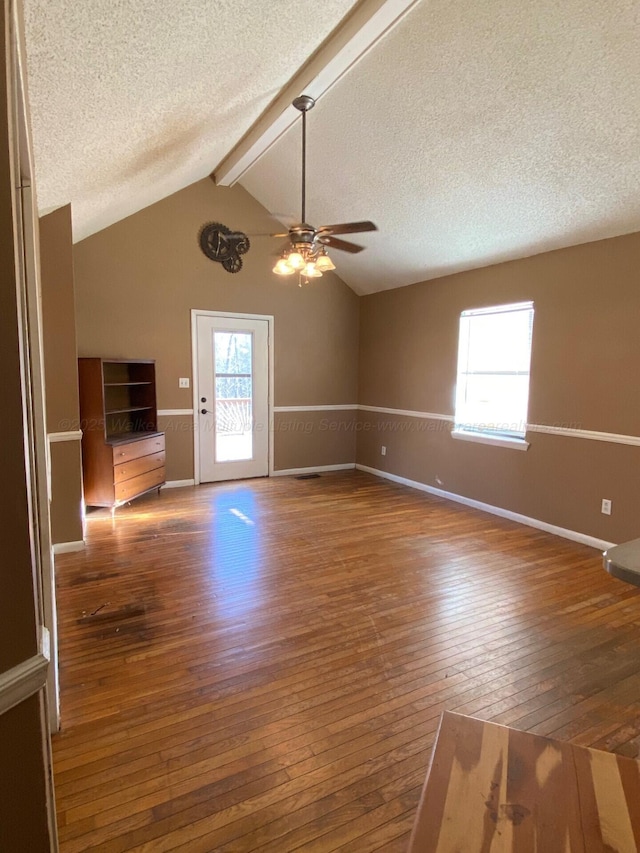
[453,301,534,447]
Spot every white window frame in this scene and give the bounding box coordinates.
[452,301,534,451]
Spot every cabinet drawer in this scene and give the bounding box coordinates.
[115,466,165,503]
[114,450,165,484]
[112,434,165,465]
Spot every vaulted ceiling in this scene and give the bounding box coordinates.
[23,0,640,294]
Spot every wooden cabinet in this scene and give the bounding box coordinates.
[78,358,166,507]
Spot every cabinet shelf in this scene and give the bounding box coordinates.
[105,405,154,415]
[104,381,152,387]
[78,358,165,508]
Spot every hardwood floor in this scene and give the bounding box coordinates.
[52,471,640,852]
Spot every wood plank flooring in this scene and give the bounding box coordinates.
[52,471,640,852]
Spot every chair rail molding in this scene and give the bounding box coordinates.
[48,429,82,442]
[0,627,50,717]
[358,404,640,447]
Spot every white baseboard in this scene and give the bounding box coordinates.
[162,479,196,489]
[52,540,85,555]
[272,463,356,477]
[356,464,615,552]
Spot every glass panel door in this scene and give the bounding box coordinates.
[214,331,253,462]
[196,313,269,483]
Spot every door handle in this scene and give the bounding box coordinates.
[201,409,212,415]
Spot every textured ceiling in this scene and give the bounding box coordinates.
[23,0,640,294]
[22,0,359,241]
[241,0,640,293]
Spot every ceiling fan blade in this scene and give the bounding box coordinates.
[321,235,365,254]
[317,220,377,236]
[242,232,289,238]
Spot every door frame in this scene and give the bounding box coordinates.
[191,309,274,485]
[5,0,58,846]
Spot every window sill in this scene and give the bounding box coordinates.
[451,429,530,451]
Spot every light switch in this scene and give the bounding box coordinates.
[179,377,190,389]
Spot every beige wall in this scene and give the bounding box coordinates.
[273,410,357,471]
[157,413,194,481]
[73,179,359,476]
[40,206,80,429]
[49,440,83,543]
[40,204,84,544]
[358,231,640,544]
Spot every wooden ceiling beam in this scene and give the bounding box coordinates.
[213,0,419,187]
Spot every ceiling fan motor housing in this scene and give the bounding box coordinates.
[291,224,316,246]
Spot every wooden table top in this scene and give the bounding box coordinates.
[408,711,640,852]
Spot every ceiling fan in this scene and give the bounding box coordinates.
[265,95,377,283]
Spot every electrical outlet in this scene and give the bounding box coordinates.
[179,377,190,389]
[601,499,612,516]
[381,446,386,456]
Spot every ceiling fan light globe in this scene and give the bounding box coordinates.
[287,251,305,270]
[303,262,322,278]
[273,258,295,275]
[315,254,336,272]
